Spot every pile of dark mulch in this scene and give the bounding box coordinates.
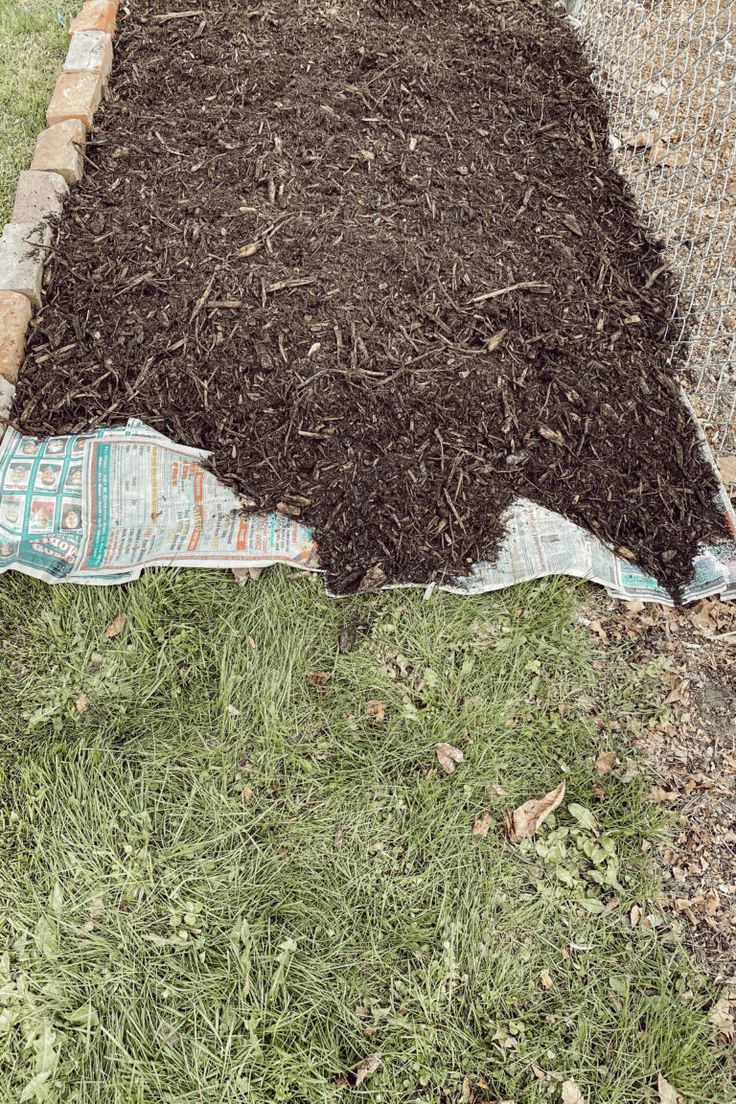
[13,0,729,594]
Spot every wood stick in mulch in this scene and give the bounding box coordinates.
[14,0,730,596]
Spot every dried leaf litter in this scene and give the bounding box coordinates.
[13,0,730,595]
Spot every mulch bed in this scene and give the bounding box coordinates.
[13,0,730,595]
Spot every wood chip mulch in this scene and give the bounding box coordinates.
[13,0,730,594]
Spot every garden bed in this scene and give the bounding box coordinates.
[12,0,728,595]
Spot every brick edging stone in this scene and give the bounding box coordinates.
[0,0,118,441]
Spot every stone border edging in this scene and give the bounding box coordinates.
[0,0,119,436]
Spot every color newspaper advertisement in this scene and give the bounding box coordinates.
[0,418,734,604]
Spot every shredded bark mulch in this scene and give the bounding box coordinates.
[13,0,730,594]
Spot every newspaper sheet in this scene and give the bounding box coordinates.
[0,418,734,604]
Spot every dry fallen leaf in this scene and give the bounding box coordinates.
[472,812,493,838]
[595,751,617,775]
[227,704,241,718]
[630,904,642,927]
[657,1073,686,1104]
[718,455,736,484]
[588,618,607,640]
[366,700,386,722]
[504,782,566,843]
[540,968,553,990]
[105,613,127,639]
[353,1054,380,1087]
[649,785,678,803]
[621,127,660,148]
[75,694,88,714]
[561,1080,586,1104]
[652,145,689,169]
[436,742,464,774]
[307,671,331,687]
[688,600,719,634]
[708,998,734,1040]
[703,888,721,915]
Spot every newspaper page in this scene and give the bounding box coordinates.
[0,418,734,604]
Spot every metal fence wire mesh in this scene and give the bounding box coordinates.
[567,0,736,462]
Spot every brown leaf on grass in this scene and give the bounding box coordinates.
[353,1054,380,1086]
[595,751,617,775]
[708,998,734,1040]
[75,694,88,714]
[366,700,386,722]
[472,812,492,838]
[436,742,464,774]
[657,1073,686,1104]
[561,1080,586,1104]
[539,968,553,990]
[307,671,331,686]
[504,782,565,843]
[105,613,127,639]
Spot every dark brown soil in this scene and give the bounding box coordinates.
[13,0,729,594]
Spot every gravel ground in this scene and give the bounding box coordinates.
[574,0,736,465]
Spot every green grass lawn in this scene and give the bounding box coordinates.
[0,568,731,1103]
[0,0,80,226]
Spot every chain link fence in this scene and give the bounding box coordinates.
[567,0,736,467]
